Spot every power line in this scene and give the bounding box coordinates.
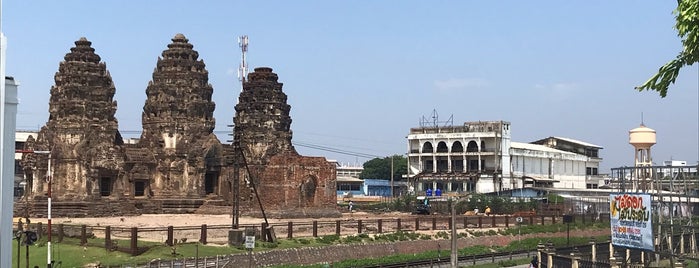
[101,129,385,159]
[292,141,381,159]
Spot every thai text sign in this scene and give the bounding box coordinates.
[610,193,653,251]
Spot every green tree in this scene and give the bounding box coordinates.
[359,155,407,181]
[637,0,699,97]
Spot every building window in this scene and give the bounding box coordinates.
[422,142,434,153]
[436,142,448,153]
[452,141,463,153]
[424,160,434,172]
[134,180,147,197]
[337,184,360,191]
[468,160,478,171]
[450,182,463,192]
[14,160,22,175]
[586,167,598,175]
[466,141,478,152]
[436,158,448,173]
[100,177,112,196]
[453,160,464,172]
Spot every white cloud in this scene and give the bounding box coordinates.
[434,78,490,91]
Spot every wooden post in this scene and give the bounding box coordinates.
[396,218,401,231]
[491,216,496,227]
[37,222,43,239]
[287,222,293,239]
[200,224,207,245]
[377,219,382,233]
[505,216,509,228]
[80,224,87,245]
[357,220,363,234]
[529,215,534,225]
[432,217,437,230]
[261,223,267,241]
[335,220,341,236]
[540,215,545,225]
[130,227,138,256]
[463,217,467,229]
[478,216,482,228]
[105,226,111,250]
[552,215,556,224]
[415,218,419,231]
[167,226,174,246]
[57,224,64,243]
[312,221,318,237]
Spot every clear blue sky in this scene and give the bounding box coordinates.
[3,1,698,172]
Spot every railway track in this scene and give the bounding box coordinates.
[362,249,535,268]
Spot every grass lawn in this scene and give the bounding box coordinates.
[12,222,608,267]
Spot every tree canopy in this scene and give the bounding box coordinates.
[636,0,699,97]
[359,155,407,181]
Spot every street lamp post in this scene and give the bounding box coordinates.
[390,156,394,198]
[15,149,51,268]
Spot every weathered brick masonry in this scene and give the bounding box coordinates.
[16,35,339,218]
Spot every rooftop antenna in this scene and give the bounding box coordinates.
[641,112,644,126]
[419,109,454,128]
[237,35,249,87]
[229,35,249,140]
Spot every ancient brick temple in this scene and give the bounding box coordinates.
[233,67,339,218]
[21,37,126,207]
[17,34,338,218]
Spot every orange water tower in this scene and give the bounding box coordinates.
[629,124,656,167]
[629,124,656,191]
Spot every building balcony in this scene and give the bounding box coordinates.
[407,150,498,156]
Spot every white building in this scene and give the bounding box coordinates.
[407,120,603,195]
[510,137,602,189]
[407,121,511,194]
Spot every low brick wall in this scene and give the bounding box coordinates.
[223,229,610,267]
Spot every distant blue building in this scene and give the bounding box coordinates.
[336,176,364,197]
[363,179,392,196]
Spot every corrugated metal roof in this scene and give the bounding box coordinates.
[510,142,575,155]
[551,136,602,149]
[337,176,364,182]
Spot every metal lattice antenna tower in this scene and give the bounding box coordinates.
[238,35,249,86]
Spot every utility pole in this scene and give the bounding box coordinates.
[450,203,457,267]
[390,155,394,197]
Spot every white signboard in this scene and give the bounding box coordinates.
[245,235,255,249]
[610,193,653,251]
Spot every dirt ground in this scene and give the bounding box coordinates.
[18,211,418,244]
[42,211,406,227]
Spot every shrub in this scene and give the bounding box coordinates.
[316,234,340,244]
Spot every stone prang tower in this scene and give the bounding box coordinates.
[233,67,339,218]
[23,37,125,203]
[17,36,338,217]
[137,33,224,199]
[233,67,294,164]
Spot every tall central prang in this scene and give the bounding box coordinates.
[138,33,222,198]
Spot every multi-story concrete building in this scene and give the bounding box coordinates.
[407,121,511,194]
[509,137,602,190]
[407,120,603,195]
